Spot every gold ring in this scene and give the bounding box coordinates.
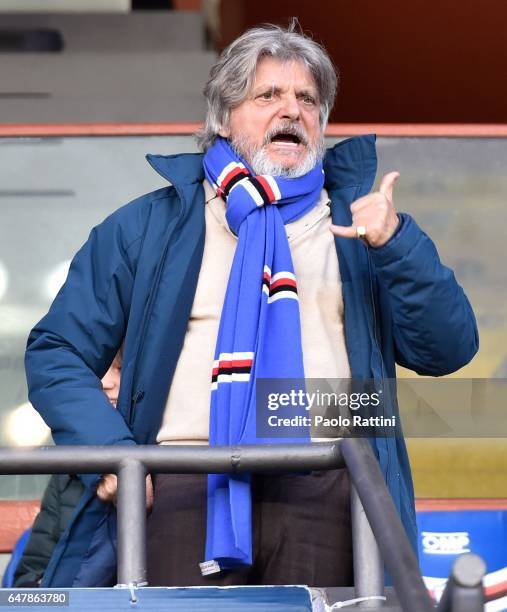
[356,225,367,239]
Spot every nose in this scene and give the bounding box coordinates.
[102,371,118,390]
[278,92,300,121]
[102,377,114,390]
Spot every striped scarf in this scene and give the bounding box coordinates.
[202,137,324,572]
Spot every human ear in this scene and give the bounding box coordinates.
[218,125,230,138]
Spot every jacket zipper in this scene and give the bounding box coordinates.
[126,193,186,427]
[366,249,392,481]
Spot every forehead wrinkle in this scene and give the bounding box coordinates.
[250,58,317,96]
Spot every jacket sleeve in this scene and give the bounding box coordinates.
[13,476,62,587]
[25,208,144,452]
[369,213,479,376]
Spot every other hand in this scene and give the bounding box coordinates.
[96,472,154,511]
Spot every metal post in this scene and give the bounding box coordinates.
[341,437,434,612]
[351,485,385,606]
[116,459,147,586]
[437,553,486,612]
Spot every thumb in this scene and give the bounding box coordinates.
[330,224,357,239]
[379,171,400,202]
[146,475,154,512]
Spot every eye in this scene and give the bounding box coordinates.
[257,90,274,101]
[301,94,316,105]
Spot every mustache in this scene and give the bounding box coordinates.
[262,123,310,147]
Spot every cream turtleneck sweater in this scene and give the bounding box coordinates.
[157,181,351,444]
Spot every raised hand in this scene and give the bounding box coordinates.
[330,171,400,247]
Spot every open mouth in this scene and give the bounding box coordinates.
[265,124,309,148]
[270,131,302,146]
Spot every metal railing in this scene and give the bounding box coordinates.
[437,553,486,612]
[0,438,485,611]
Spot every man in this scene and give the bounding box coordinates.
[25,23,478,588]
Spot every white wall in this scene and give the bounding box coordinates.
[0,554,10,585]
[0,0,130,12]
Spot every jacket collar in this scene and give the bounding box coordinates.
[146,152,205,187]
[323,133,377,192]
[146,134,376,193]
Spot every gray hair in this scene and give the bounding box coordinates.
[197,22,338,151]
